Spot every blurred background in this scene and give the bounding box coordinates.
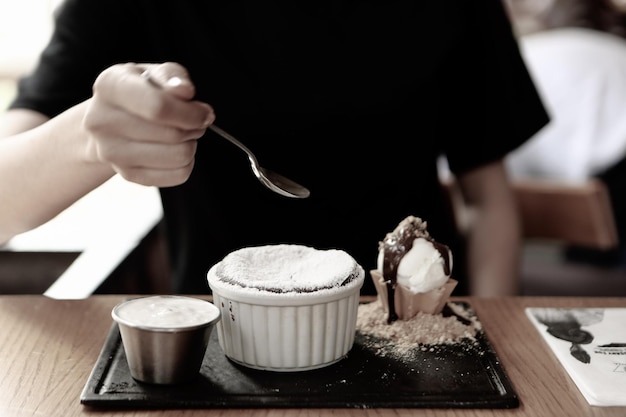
[500,0,626,296]
[1,0,625,297]
[0,0,62,109]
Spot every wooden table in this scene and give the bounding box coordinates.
[1,295,624,417]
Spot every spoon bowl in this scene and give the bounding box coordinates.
[208,125,310,199]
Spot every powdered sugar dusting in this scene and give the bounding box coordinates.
[208,245,362,293]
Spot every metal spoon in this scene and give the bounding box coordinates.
[207,124,311,199]
[141,70,310,198]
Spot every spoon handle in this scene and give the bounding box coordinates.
[141,69,309,198]
[207,125,258,165]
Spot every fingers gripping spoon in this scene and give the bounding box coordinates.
[141,71,311,199]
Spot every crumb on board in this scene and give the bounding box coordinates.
[356,301,482,356]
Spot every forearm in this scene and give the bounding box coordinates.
[464,199,522,296]
[0,63,214,245]
[0,102,115,244]
[456,160,523,296]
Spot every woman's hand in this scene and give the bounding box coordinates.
[83,62,215,187]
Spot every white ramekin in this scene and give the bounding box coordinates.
[208,269,364,372]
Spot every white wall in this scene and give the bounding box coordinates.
[0,0,63,78]
[0,0,63,109]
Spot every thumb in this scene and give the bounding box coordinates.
[139,62,196,101]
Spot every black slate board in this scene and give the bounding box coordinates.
[80,302,519,409]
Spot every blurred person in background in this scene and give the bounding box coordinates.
[505,0,626,266]
[0,0,549,296]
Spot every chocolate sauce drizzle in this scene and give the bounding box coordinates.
[380,217,450,324]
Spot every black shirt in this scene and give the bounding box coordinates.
[11,0,549,294]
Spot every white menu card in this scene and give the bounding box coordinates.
[526,307,626,407]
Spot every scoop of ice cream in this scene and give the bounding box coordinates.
[377,216,452,294]
[377,237,452,293]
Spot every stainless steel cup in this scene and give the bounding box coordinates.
[111,295,221,384]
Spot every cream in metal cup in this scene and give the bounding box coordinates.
[111,295,221,384]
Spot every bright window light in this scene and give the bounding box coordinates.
[0,0,62,77]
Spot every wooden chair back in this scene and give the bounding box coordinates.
[513,178,618,249]
[441,177,619,249]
